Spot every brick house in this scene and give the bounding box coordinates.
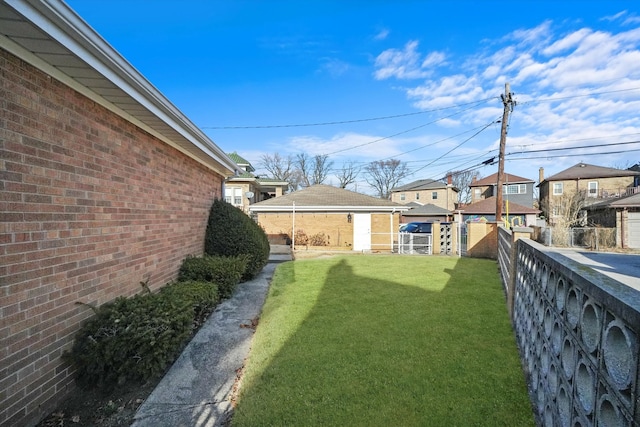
[0,2,238,425]
[586,193,640,249]
[224,152,288,213]
[390,177,458,210]
[249,184,408,251]
[538,163,640,225]
[459,197,540,227]
[469,172,536,207]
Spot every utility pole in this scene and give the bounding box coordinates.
[496,83,515,225]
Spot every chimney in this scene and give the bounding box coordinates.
[447,174,452,185]
[539,167,544,183]
[471,175,477,184]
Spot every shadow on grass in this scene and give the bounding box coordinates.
[233,256,534,426]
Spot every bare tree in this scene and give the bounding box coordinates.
[312,154,333,185]
[296,153,333,186]
[295,153,311,187]
[336,161,360,189]
[364,159,410,199]
[448,170,480,204]
[260,153,297,191]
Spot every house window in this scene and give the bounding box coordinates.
[400,193,405,201]
[416,193,420,200]
[474,188,481,199]
[553,183,563,195]
[224,187,243,206]
[432,192,438,200]
[503,184,526,194]
[588,181,598,197]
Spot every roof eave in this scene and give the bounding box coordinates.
[249,205,410,212]
[2,0,237,176]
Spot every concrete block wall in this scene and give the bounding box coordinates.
[0,48,224,426]
[466,222,498,259]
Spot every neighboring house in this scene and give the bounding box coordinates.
[587,193,640,249]
[249,184,409,251]
[470,172,536,207]
[401,202,453,223]
[390,177,458,211]
[0,2,237,425]
[538,163,640,224]
[460,197,540,227]
[225,152,288,212]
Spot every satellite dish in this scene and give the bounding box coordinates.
[245,191,254,199]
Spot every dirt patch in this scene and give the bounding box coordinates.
[37,379,157,427]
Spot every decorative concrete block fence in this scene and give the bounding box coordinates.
[505,235,640,426]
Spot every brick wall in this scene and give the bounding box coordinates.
[0,48,224,426]
[466,222,498,259]
[255,211,400,250]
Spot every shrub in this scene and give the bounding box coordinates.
[178,255,248,298]
[66,291,192,388]
[309,232,329,246]
[204,199,270,280]
[294,229,309,246]
[160,280,220,328]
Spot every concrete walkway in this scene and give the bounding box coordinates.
[131,247,292,427]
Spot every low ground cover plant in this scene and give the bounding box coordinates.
[66,253,248,389]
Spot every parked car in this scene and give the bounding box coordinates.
[399,222,432,233]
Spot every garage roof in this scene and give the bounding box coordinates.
[249,184,409,212]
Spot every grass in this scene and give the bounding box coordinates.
[232,255,535,427]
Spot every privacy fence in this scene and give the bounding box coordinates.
[498,227,640,426]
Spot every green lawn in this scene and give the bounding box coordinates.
[232,255,534,427]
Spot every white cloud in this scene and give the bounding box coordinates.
[319,57,350,77]
[371,18,640,180]
[374,28,390,41]
[601,11,627,22]
[373,40,446,80]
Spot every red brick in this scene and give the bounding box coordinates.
[1,47,225,426]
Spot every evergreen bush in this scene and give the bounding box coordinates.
[204,199,270,280]
[178,255,248,298]
[160,280,220,328]
[66,292,192,388]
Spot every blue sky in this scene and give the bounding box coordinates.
[66,1,640,194]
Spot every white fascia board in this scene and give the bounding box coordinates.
[249,205,409,213]
[4,0,237,176]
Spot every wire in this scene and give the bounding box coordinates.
[322,100,494,156]
[519,87,640,106]
[507,148,640,161]
[201,98,495,129]
[506,140,640,156]
[410,119,498,175]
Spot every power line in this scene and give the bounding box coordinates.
[201,98,495,129]
[322,101,493,156]
[519,87,640,106]
[507,148,640,161]
[410,119,497,176]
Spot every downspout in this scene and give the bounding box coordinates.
[292,202,296,251]
[390,208,395,252]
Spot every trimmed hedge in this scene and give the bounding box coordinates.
[160,280,220,327]
[204,199,270,280]
[178,255,248,298]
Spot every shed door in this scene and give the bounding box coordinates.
[629,212,640,249]
[353,214,371,251]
